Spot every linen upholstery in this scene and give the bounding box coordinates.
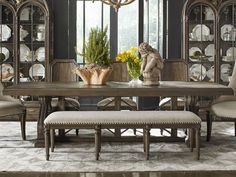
[0,101,25,117]
[206,63,236,141]
[0,82,26,140]
[211,101,236,118]
[44,111,201,125]
[51,97,80,110]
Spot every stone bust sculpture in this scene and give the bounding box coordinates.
[139,42,164,85]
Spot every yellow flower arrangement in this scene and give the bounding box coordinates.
[116,47,142,79]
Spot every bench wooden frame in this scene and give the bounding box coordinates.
[44,111,201,161]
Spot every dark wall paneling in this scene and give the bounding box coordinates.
[53,0,76,59]
[53,0,68,59]
[167,0,186,59]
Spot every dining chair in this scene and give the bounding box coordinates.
[50,59,81,135]
[97,62,137,111]
[159,59,188,111]
[0,82,26,140]
[97,63,138,134]
[50,59,80,111]
[206,65,236,141]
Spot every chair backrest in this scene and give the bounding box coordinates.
[109,63,129,82]
[229,62,236,95]
[161,59,188,81]
[50,59,79,82]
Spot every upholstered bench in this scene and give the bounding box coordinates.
[44,111,201,161]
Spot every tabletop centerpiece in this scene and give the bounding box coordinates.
[116,47,142,86]
[74,27,112,85]
[139,42,164,86]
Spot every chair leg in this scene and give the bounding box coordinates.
[206,110,212,142]
[20,110,26,140]
[133,129,136,135]
[76,129,79,136]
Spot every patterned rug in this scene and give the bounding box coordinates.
[0,121,236,176]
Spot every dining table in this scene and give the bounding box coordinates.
[3,81,233,147]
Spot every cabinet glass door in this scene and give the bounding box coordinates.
[187,4,215,82]
[0,5,14,86]
[219,4,236,84]
[19,5,45,84]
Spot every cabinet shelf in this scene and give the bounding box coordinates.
[0,1,50,85]
[183,0,236,84]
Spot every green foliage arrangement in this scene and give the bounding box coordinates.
[78,26,111,67]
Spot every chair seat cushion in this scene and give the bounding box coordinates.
[51,98,80,110]
[159,97,186,108]
[97,97,137,109]
[211,101,236,118]
[0,101,25,117]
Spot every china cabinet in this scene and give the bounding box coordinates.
[0,0,51,86]
[183,0,236,85]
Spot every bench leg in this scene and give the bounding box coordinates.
[50,129,55,152]
[20,110,26,140]
[143,128,146,152]
[144,126,150,160]
[195,128,200,160]
[189,128,194,152]
[95,125,101,160]
[45,128,50,161]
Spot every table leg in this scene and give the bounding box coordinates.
[35,96,51,147]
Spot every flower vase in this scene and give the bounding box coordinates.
[127,63,142,86]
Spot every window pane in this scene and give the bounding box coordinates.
[144,0,164,56]
[118,0,138,52]
[76,1,110,64]
[76,1,83,63]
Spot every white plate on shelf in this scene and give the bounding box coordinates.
[20,7,30,21]
[29,64,45,80]
[221,64,231,82]
[192,24,210,41]
[20,44,30,62]
[204,7,214,20]
[0,64,14,81]
[221,24,235,41]
[0,47,10,61]
[35,47,45,62]
[204,44,215,61]
[206,66,214,82]
[0,25,11,41]
[225,47,236,61]
[36,24,45,41]
[189,47,202,61]
[189,64,206,81]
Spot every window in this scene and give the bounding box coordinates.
[76,0,164,64]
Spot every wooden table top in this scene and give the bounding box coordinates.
[3,81,233,97]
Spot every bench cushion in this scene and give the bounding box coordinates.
[44,111,201,126]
